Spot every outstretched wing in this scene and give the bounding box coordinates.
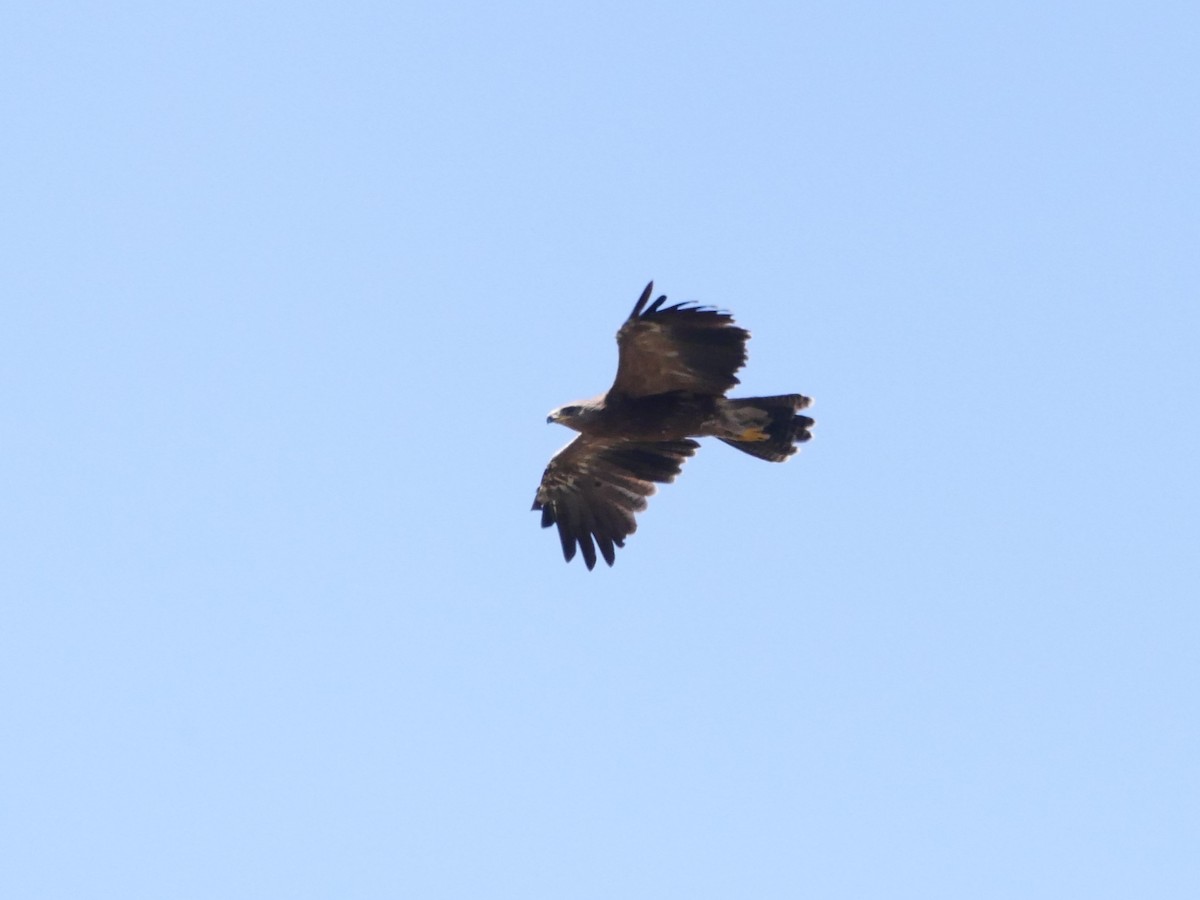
[532,436,699,569]
[608,281,750,399]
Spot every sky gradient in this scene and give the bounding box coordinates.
[4,2,1198,897]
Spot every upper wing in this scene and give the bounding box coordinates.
[608,281,750,399]
[531,435,699,569]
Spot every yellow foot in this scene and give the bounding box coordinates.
[737,426,769,442]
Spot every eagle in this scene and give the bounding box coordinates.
[532,282,814,569]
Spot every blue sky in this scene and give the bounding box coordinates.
[3,2,1197,897]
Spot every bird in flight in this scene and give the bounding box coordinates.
[532,282,814,569]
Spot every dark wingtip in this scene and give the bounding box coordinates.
[629,280,654,319]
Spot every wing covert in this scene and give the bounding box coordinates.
[608,281,750,399]
[531,436,699,569]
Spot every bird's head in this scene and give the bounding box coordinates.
[546,399,602,431]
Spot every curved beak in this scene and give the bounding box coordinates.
[546,413,556,424]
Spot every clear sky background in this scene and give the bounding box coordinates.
[3,2,1197,897]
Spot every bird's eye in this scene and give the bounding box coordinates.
[563,406,580,416]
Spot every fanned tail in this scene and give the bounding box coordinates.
[719,394,814,462]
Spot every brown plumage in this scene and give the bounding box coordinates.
[532,282,814,569]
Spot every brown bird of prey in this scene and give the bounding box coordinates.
[532,281,814,569]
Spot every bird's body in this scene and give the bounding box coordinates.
[550,391,719,441]
[532,282,814,569]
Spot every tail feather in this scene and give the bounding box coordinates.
[719,394,814,462]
